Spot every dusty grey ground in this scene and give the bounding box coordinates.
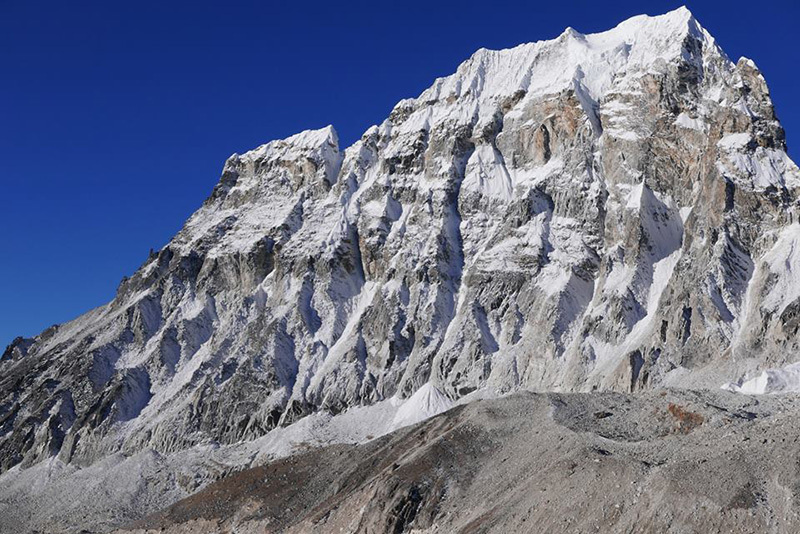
[116,389,800,533]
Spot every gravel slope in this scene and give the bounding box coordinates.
[120,389,800,533]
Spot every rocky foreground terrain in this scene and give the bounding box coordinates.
[119,389,800,533]
[3,5,800,533]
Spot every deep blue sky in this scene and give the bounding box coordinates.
[1,1,798,347]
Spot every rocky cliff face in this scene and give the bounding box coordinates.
[2,6,799,476]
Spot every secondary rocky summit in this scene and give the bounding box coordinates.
[2,6,800,532]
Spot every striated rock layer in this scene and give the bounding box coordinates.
[2,6,799,478]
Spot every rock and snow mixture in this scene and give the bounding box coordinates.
[3,6,800,532]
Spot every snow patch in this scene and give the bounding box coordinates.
[761,223,800,315]
[723,362,800,395]
[674,112,706,132]
[390,383,454,431]
[462,144,513,200]
[718,132,751,150]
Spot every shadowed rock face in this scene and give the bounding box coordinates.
[1,6,799,488]
[118,390,800,534]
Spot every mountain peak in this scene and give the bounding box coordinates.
[410,8,727,130]
[4,8,800,532]
[572,5,697,38]
[237,124,339,162]
[648,4,694,23]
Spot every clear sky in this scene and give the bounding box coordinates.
[1,0,798,348]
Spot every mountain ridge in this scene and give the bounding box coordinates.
[2,10,800,531]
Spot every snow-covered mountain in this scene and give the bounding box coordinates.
[2,6,799,513]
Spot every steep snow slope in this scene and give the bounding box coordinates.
[2,8,800,514]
